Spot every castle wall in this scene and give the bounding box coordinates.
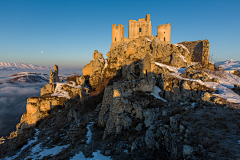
[178,40,209,67]
[128,14,152,39]
[157,23,171,44]
[112,24,124,43]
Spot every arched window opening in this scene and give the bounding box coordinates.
[164,37,165,41]
[115,37,116,41]
[139,28,142,32]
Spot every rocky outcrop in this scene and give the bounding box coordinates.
[180,65,219,83]
[98,77,157,138]
[82,50,106,88]
[40,83,56,96]
[49,65,59,83]
[83,36,195,90]
[15,96,67,136]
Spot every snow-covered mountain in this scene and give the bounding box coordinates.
[0,62,51,70]
[215,59,240,72]
[8,72,49,83]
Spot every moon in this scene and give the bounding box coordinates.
[41,51,43,53]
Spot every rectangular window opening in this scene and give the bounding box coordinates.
[139,28,141,32]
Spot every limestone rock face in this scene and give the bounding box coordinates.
[170,52,188,68]
[16,96,67,136]
[82,61,93,76]
[82,50,106,89]
[40,83,56,96]
[98,77,157,138]
[79,76,86,101]
[180,65,219,83]
[49,65,59,83]
[156,73,216,103]
[93,50,104,60]
[82,36,196,90]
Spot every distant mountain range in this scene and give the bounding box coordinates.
[215,59,240,71]
[0,62,51,70]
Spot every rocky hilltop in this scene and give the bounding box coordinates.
[1,36,240,160]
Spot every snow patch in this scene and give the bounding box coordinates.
[150,86,167,102]
[191,102,196,108]
[146,37,152,42]
[4,129,40,160]
[155,61,240,104]
[101,59,108,75]
[25,143,69,159]
[71,150,111,160]
[98,58,105,63]
[173,44,190,54]
[155,62,178,73]
[86,122,95,144]
[124,150,129,154]
[179,54,187,63]
[215,59,240,72]
[51,82,70,99]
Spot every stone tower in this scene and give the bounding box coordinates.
[129,14,152,39]
[157,23,171,44]
[112,24,124,43]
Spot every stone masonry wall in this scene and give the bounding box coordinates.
[178,40,209,67]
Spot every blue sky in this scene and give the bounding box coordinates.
[0,0,239,69]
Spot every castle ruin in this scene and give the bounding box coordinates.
[110,14,210,68]
[111,14,171,50]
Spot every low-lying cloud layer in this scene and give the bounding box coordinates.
[0,81,47,137]
[0,68,82,137]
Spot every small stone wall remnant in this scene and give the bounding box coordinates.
[178,40,209,67]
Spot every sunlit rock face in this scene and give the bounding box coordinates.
[14,96,67,137]
[82,36,195,90]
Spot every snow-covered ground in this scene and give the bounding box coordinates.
[3,125,111,160]
[4,129,70,160]
[71,150,112,160]
[215,59,240,72]
[150,85,167,102]
[156,61,240,104]
[86,122,95,144]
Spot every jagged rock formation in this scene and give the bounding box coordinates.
[9,65,89,139]
[41,65,59,96]
[98,77,156,138]
[14,96,67,137]
[83,36,195,90]
[49,64,59,83]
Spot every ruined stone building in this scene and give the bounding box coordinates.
[111,14,171,50]
[110,14,210,68]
